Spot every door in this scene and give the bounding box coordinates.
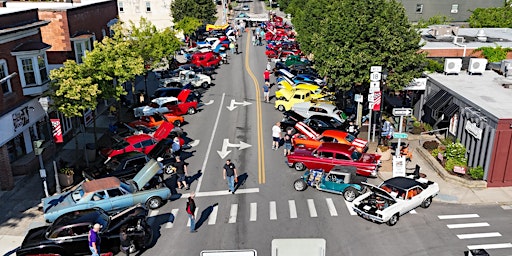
[88,190,113,211]
[107,187,134,211]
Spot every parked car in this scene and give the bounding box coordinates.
[83,152,150,180]
[352,176,440,226]
[293,166,367,202]
[43,159,170,222]
[18,204,152,255]
[292,102,346,122]
[291,122,369,152]
[275,77,325,101]
[160,70,212,89]
[191,51,223,68]
[134,90,198,118]
[276,69,324,86]
[274,89,313,112]
[129,114,184,128]
[303,115,349,133]
[242,4,250,11]
[152,87,200,101]
[286,142,381,177]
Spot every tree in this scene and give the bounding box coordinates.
[175,16,203,36]
[468,7,512,28]
[171,0,216,23]
[293,0,426,90]
[414,15,453,29]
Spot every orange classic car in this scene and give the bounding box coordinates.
[129,113,184,128]
[291,122,368,152]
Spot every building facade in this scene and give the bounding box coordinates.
[117,0,174,31]
[399,0,504,22]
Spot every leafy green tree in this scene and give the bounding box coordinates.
[283,0,307,17]
[171,0,216,23]
[469,7,512,28]
[175,16,203,37]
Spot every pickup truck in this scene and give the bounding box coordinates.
[160,70,212,89]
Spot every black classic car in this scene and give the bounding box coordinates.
[280,111,348,133]
[83,152,150,180]
[17,204,152,255]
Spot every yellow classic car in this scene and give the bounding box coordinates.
[275,79,326,101]
[274,89,313,112]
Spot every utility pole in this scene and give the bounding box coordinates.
[34,140,49,197]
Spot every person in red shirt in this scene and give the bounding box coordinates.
[263,69,271,83]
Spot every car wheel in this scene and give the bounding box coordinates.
[293,179,307,191]
[146,197,163,209]
[343,187,357,202]
[386,213,399,226]
[173,120,181,127]
[421,197,432,208]
[201,82,209,89]
[187,108,196,115]
[277,105,285,112]
[294,162,305,171]
[219,60,224,65]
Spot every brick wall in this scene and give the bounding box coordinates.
[38,10,72,64]
[67,0,118,42]
[0,9,39,30]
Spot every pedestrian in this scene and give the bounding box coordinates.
[259,30,265,45]
[172,155,188,190]
[258,35,263,46]
[272,122,282,150]
[347,121,359,137]
[88,223,101,256]
[252,34,256,46]
[171,136,181,157]
[266,59,272,71]
[229,41,235,54]
[119,226,131,256]
[235,41,239,54]
[283,131,292,156]
[263,69,271,84]
[186,193,197,233]
[262,82,270,103]
[381,119,391,146]
[223,159,238,194]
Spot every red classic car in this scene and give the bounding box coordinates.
[129,114,184,128]
[292,122,369,152]
[286,142,381,177]
[100,122,184,159]
[191,51,223,68]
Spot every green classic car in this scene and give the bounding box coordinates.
[293,166,367,202]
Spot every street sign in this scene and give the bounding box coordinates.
[393,133,408,139]
[354,94,363,103]
[392,108,413,116]
[368,93,374,102]
[370,82,380,92]
[370,72,381,81]
[371,66,382,72]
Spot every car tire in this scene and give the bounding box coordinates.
[294,162,305,171]
[293,179,307,191]
[173,120,181,127]
[201,82,209,89]
[386,213,399,226]
[343,187,357,202]
[277,105,285,112]
[187,108,196,115]
[421,197,432,208]
[219,60,224,65]
[146,197,163,209]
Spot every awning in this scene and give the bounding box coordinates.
[421,89,453,124]
[443,103,459,119]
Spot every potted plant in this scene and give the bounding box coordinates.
[377,145,391,161]
[58,167,75,187]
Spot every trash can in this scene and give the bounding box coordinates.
[86,143,96,162]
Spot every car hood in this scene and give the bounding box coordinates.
[363,183,396,203]
[295,83,319,92]
[352,138,369,149]
[359,153,381,163]
[42,191,75,215]
[130,159,163,191]
[153,121,173,141]
[279,79,294,91]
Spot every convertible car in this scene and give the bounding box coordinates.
[17,205,152,255]
[352,176,439,226]
[43,159,170,222]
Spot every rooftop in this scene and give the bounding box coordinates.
[427,71,512,119]
[2,0,111,11]
[420,27,512,50]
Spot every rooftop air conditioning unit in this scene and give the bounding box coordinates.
[501,60,512,77]
[468,58,487,75]
[453,36,464,44]
[444,58,462,75]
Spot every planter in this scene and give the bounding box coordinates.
[377,148,392,161]
[58,173,74,187]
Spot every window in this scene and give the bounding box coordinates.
[451,4,459,13]
[72,37,92,64]
[335,154,350,160]
[17,53,49,87]
[135,3,140,13]
[415,4,423,13]
[118,1,124,12]
[146,2,151,12]
[0,60,12,94]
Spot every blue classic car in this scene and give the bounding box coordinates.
[43,159,170,223]
[293,166,367,202]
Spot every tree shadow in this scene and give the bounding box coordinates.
[194,203,218,230]
[234,173,248,191]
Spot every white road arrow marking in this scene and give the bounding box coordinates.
[204,100,214,105]
[189,140,200,147]
[217,138,252,159]
[226,99,252,111]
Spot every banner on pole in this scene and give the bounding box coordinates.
[372,91,381,111]
[51,118,63,143]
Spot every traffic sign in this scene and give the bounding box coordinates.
[371,66,382,72]
[368,93,374,102]
[370,82,380,92]
[354,94,363,103]
[393,133,408,139]
[370,72,381,81]
[392,108,413,116]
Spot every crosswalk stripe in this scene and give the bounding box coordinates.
[288,200,297,219]
[447,222,490,229]
[325,198,338,216]
[344,200,357,216]
[501,205,512,210]
[438,214,480,219]
[165,209,179,229]
[270,201,277,220]
[457,232,502,239]
[229,204,238,223]
[187,208,199,227]
[409,209,417,214]
[208,205,218,225]
[307,199,318,218]
[467,243,512,250]
[250,203,257,222]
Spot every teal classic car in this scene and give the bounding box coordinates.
[293,166,367,202]
[43,159,170,223]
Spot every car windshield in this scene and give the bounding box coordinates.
[112,140,130,150]
[345,133,355,143]
[47,210,109,239]
[350,150,362,161]
[328,118,343,128]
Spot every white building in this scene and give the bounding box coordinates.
[117,0,175,30]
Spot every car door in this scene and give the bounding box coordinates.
[320,173,339,191]
[402,187,423,214]
[314,150,334,170]
[107,187,134,211]
[334,152,352,167]
[88,190,113,211]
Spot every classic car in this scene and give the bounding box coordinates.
[18,205,152,255]
[83,152,150,180]
[274,89,313,112]
[303,115,349,133]
[292,122,369,152]
[191,51,223,68]
[152,87,200,101]
[292,102,346,122]
[43,158,170,222]
[129,113,184,128]
[134,90,198,117]
[284,55,310,67]
[100,121,177,159]
[293,166,367,202]
[275,76,321,95]
[352,176,440,226]
[160,70,212,89]
[276,69,324,86]
[286,142,381,177]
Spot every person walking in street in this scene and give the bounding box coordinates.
[172,156,188,190]
[262,82,270,103]
[263,69,271,84]
[186,193,197,233]
[259,30,265,45]
[252,34,256,46]
[272,122,282,150]
[283,131,292,156]
[171,136,181,157]
[235,41,239,54]
[229,40,235,54]
[223,159,238,194]
[88,223,101,256]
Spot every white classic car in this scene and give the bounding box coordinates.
[292,102,347,122]
[352,176,439,226]
[133,97,176,117]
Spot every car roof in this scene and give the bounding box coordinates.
[383,177,423,190]
[152,97,178,104]
[111,152,147,161]
[313,103,336,112]
[83,177,121,193]
[317,142,354,152]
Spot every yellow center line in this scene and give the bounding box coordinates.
[244,33,265,184]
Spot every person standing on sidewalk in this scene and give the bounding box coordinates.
[223,159,238,194]
[186,193,197,233]
[272,122,282,150]
[88,223,101,256]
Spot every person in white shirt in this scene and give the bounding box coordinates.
[272,122,282,150]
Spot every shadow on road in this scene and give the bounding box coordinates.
[194,203,218,230]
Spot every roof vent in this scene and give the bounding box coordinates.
[476,29,487,42]
[428,25,459,39]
